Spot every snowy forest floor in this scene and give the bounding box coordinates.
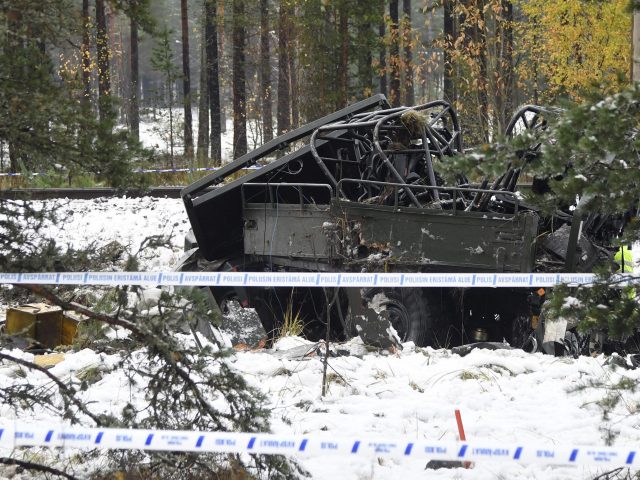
[1,197,640,480]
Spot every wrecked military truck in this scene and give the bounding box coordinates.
[179,95,622,352]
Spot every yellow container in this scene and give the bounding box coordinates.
[6,303,71,349]
[61,312,82,345]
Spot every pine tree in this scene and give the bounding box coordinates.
[181,0,194,159]
[197,7,210,164]
[389,0,400,107]
[130,5,140,139]
[0,200,306,479]
[151,26,180,166]
[379,17,387,96]
[0,1,141,187]
[277,0,292,135]
[402,0,414,105]
[260,0,273,143]
[443,0,456,105]
[205,0,222,165]
[446,85,640,341]
[96,0,111,123]
[113,0,154,141]
[232,0,247,158]
[81,0,92,110]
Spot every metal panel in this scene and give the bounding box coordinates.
[243,204,332,260]
[332,201,539,272]
[182,96,389,261]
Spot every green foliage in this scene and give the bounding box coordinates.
[150,25,180,162]
[572,371,638,446]
[112,0,156,33]
[88,284,307,478]
[538,88,640,224]
[443,84,640,337]
[549,280,640,340]
[151,26,180,84]
[296,0,384,117]
[0,2,149,188]
[0,199,67,274]
[0,201,305,478]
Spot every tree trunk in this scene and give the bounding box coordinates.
[205,0,222,165]
[197,9,209,164]
[169,87,175,166]
[403,0,414,105]
[6,8,22,172]
[495,0,513,133]
[181,0,194,158]
[633,12,640,82]
[260,0,273,143]
[476,0,488,140]
[289,34,299,127]
[81,0,92,110]
[379,21,387,97]
[277,0,291,135]
[389,0,400,107]
[96,0,110,122]
[337,5,349,108]
[443,0,455,104]
[218,1,226,134]
[107,5,119,110]
[130,9,140,139]
[232,0,247,158]
[358,20,373,95]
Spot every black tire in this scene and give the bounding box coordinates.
[210,287,240,315]
[511,313,537,352]
[362,288,451,347]
[295,287,349,342]
[249,286,348,343]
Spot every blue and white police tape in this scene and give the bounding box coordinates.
[0,271,618,288]
[0,422,637,466]
[0,172,43,177]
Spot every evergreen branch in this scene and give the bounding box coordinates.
[0,352,103,426]
[20,284,138,333]
[19,284,235,430]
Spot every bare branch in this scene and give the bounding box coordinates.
[0,457,78,480]
[0,352,103,426]
[20,284,139,333]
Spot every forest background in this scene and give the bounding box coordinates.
[0,0,636,187]
[1,3,640,477]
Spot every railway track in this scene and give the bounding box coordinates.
[0,187,209,200]
[1,183,529,201]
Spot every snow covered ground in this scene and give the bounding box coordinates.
[36,197,191,271]
[138,109,265,164]
[2,197,640,480]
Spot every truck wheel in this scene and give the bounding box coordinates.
[362,288,449,347]
[295,287,349,341]
[209,287,267,345]
[249,287,348,344]
[212,287,240,315]
[511,313,537,352]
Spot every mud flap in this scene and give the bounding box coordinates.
[345,288,401,349]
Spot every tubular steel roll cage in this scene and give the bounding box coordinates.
[308,100,463,208]
[240,180,521,216]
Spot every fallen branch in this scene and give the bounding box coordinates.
[0,352,103,426]
[18,284,233,429]
[0,457,78,480]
